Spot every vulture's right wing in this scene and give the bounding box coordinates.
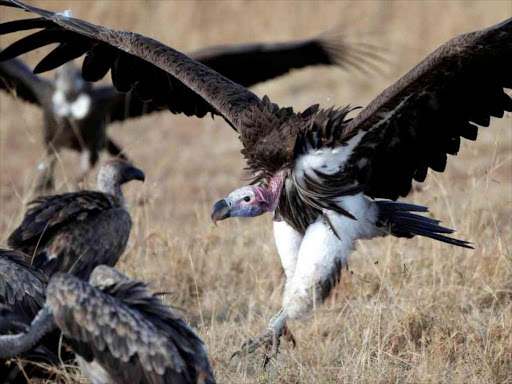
[0,50,52,105]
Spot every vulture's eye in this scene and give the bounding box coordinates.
[243,196,251,203]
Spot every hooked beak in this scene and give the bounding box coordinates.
[125,166,145,183]
[211,199,231,225]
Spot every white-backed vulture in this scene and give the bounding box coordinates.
[0,265,215,384]
[0,0,510,364]
[8,159,144,280]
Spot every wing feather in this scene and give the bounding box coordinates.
[0,49,52,105]
[339,17,512,200]
[0,249,47,319]
[47,273,214,384]
[7,191,122,257]
[0,0,263,130]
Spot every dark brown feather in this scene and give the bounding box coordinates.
[47,271,215,384]
[8,191,131,280]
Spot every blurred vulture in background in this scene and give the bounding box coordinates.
[0,248,71,383]
[0,28,376,192]
[0,265,215,384]
[7,159,144,280]
[0,1,508,365]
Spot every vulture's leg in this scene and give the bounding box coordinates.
[231,221,302,365]
[35,152,57,193]
[75,149,99,189]
[106,136,129,161]
[233,195,379,365]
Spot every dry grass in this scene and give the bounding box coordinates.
[1,1,512,383]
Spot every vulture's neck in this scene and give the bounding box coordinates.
[98,179,124,205]
[264,172,285,212]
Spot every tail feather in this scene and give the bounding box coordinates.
[376,200,473,249]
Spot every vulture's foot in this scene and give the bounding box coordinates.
[230,323,295,367]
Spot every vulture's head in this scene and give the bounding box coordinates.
[97,159,145,194]
[89,265,130,289]
[211,185,276,224]
[54,61,86,100]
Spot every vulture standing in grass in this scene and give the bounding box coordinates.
[0,265,215,384]
[0,248,65,383]
[7,158,144,280]
[0,24,375,192]
[0,0,510,363]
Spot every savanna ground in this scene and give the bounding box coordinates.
[1,1,512,383]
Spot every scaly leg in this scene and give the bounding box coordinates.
[231,221,302,365]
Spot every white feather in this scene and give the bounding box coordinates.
[57,9,73,17]
[52,91,91,120]
[273,220,303,279]
[293,130,366,182]
[281,193,378,320]
[76,356,113,384]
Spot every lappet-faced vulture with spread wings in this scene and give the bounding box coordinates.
[7,158,144,280]
[0,17,376,192]
[0,0,510,363]
[0,265,215,384]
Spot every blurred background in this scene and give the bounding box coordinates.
[0,1,511,383]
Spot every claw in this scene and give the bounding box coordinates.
[231,325,296,367]
[230,338,262,361]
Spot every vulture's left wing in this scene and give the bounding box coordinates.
[0,0,265,130]
[336,17,512,200]
[88,35,369,125]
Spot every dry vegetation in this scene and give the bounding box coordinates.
[1,1,512,383]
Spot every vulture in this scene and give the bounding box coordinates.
[0,24,375,192]
[7,158,144,280]
[0,265,215,384]
[0,0,510,363]
[0,248,70,383]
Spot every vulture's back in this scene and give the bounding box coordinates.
[8,191,131,279]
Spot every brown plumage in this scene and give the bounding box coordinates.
[0,249,47,322]
[0,248,72,383]
[0,26,372,192]
[0,265,215,384]
[1,2,508,209]
[0,0,509,363]
[7,159,144,280]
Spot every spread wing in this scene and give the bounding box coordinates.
[91,86,162,124]
[0,49,53,105]
[0,249,47,321]
[47,272,214,384]
[7,191,122,256]
[0,0,264,130]
[299,17,512,201]
[87,35,365,125]
[190,35,376,87]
